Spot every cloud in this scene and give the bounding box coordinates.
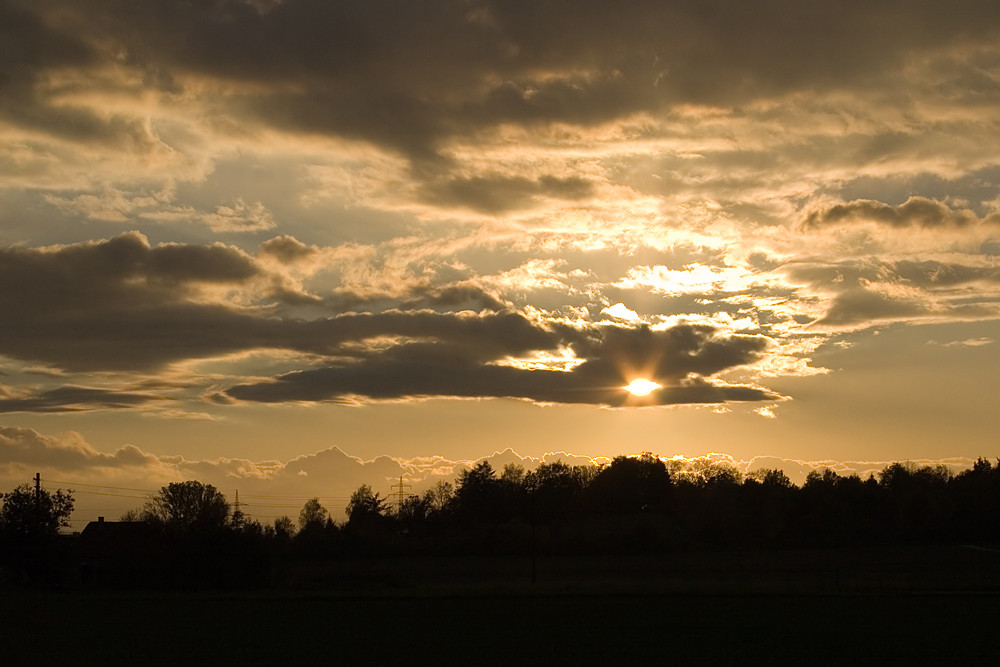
[602,303,640,322]
[803,197,985,229]
[939,337,993,348]
[396,284,507,313]
[0,426,982,528]
[27,0,1000,166]
[201,199,277,233]
[779,257,1000,330]
[815,287,930,328]
[0,425,165,473]
[0,232,271,370]
[420,173,593,214]
[45,187,278,234]
[0,386,156,413]
[0,232,784,408]
[225,321,778,407]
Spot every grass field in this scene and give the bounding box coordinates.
[3,546,1000,664]
[4,589,1000,664]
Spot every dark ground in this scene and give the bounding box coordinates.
[3,546,1000,664]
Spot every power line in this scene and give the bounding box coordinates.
[46,479,352,502]
[69,490,150,499]
[237,493,352,500]
[46,480,158,493]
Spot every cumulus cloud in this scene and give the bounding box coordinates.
[0,425,166,473]
[602,303,640,322]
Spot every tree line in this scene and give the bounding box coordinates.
[2,454,1000,586]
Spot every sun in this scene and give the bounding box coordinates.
[624,378,662,396]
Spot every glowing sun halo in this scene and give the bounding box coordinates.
[625,378,662,396]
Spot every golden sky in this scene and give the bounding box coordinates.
[2,0,999,521]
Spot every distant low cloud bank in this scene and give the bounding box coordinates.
[0,425,979,527]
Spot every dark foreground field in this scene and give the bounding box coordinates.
[4,589,1000,664]
[3,546,1000,664]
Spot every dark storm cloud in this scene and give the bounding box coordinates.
[0,233,266,370]
[0,230,258,310]
[0,2,167,149]
[571,324,771,382]
[225,323,776,407]
[0,386,155,413]
[0,2,92,76]
[2,229,779,404]
[0,233,554,371]
[803,197,986,229]
[33,0,1000,161]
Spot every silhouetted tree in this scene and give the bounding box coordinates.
[0,484,74,537]
[293,499,339,557]
[346,484,387,524]
[298,498,330,531]
[396,492,435,526]
[587,453,671,514]
[342,484,391,553]
[430,481,453,511]
[501,464,526,486]
[525,461,589,521]
[144,481,230,533]
[453,461,504,522]
[0,484,75,585]
[748,468,792,488]
[879,462,952,541]
[230,504,248,532]
[795,468,879,545]
[23,453,1000,585]
[273,515,295,538]
[950,457,1000,540]
[740,469,796,544]
[119,508,143,522]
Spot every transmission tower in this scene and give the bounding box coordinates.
[389,476,412,513]
[231,489,245,527]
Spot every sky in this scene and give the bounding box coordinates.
[2,0,1000,524]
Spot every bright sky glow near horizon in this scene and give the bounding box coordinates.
[2,0,1000,523]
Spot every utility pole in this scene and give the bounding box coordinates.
[33,472,42,524]
[232,489,244,528]
[389,476,411,514]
